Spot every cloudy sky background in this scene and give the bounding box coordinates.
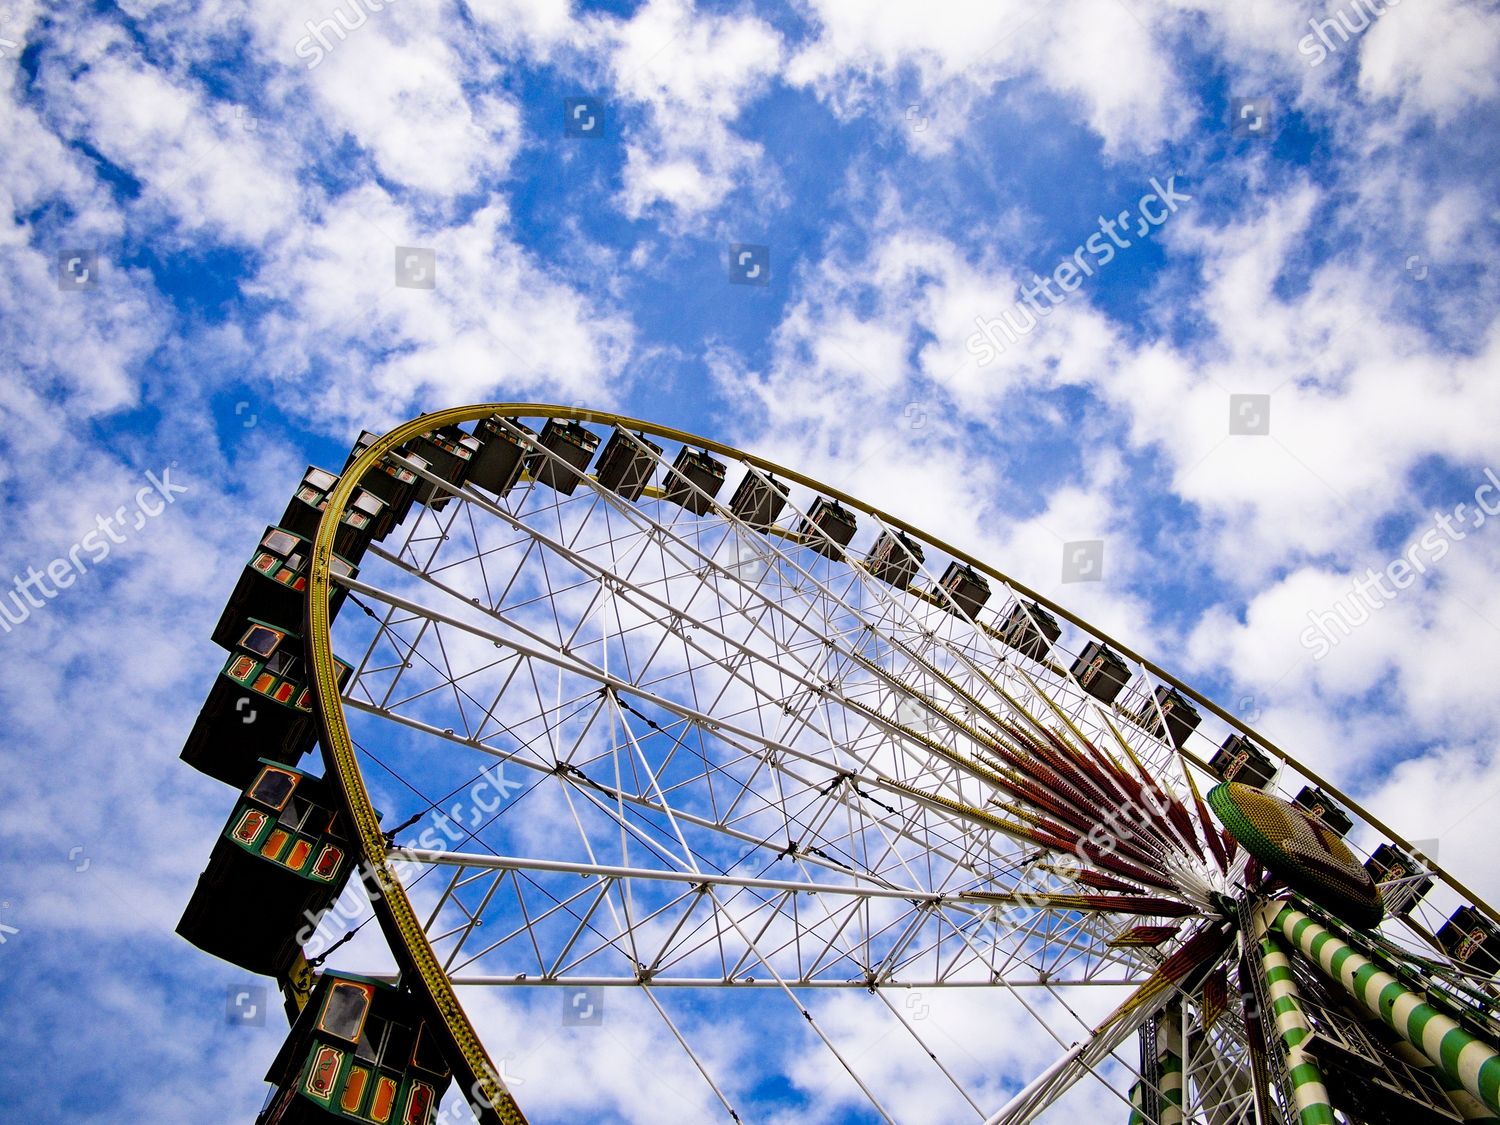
[2,0,1499,1120]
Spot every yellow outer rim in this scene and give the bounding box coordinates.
[307,403,1500,1121]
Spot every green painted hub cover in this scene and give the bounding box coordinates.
[1208,781,1384,929]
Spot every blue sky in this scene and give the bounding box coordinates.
[2,0,1500,1121]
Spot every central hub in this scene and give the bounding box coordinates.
[1208,782,1384,929]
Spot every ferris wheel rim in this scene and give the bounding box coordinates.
[316,405,1494,927]
[305,402,1496,1124]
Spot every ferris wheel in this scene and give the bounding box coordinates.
[175,404,1500,1125]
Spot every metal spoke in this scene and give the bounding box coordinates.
[280,406,1498,1125]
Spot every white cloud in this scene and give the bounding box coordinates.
[246,188,634,430]
[778,985,1137,1124]
[6,0,1500,1119]
[442,987,755,1123]
[1360,740,1500,905]
[263,0,526,198]
[789,0,1190,154]
[1011,175,1500,587]
[0,129,163,428]
[710,222,1167,653]
[1359,0,1500,122]
[35,25,301,246]
[608,0,783,221]
[467,0,585,61]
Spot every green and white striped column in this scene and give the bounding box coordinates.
[1125,1010,1185,1125]
[1157,1004,1185,1125]
[1390,1037,1500,1122]
[1254,903,1338,1125]
[1273,903,1500,1118]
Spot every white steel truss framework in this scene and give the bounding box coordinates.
[305,410,1497,1125]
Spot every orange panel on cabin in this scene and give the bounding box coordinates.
[340,1066,370,1114]
[370,1075,399,1123]
[260,829,290,861]
[285,838,313,872]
